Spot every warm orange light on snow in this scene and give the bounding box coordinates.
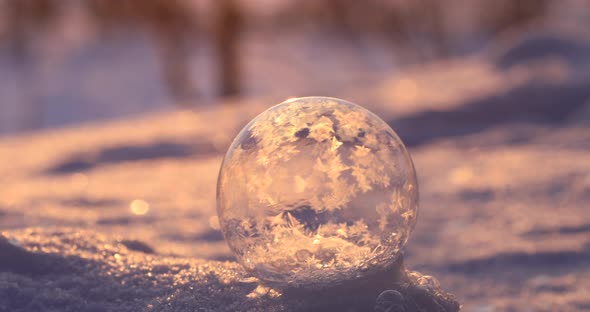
[208,216,220,230]
[70,173,89,190]
[392,78,418,103]
[449,166,474,186]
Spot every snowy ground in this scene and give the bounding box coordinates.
[2,30,590,311]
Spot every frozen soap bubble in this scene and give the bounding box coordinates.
[217,97,418,289]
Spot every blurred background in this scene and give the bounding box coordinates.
[0,0,590,311]
[2,0,590,134]
[2,1,590,310]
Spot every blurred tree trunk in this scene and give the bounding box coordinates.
[85,0,198,104]
[482,0,550,35]
[419,0,449,58]
[153,24,196,103]
[4,0,58,131]
[215,0,241,97]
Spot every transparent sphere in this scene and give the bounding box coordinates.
[217,97,418,289]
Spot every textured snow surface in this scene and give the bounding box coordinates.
[2,49,590,310]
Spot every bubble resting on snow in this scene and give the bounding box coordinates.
[217,97,419,289]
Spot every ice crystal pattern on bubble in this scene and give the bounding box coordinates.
[217,97,418,289]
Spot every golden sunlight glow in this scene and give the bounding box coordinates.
[392,78,418,102]
[70,173,89,189]
[449,166,474,186]
[130,199,150,215]
[208,215,220,230]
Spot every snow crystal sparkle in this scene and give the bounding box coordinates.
[216,97,418,289]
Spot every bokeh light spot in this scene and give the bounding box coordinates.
[130,199,150,216]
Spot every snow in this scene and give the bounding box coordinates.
[1,28,590,310]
